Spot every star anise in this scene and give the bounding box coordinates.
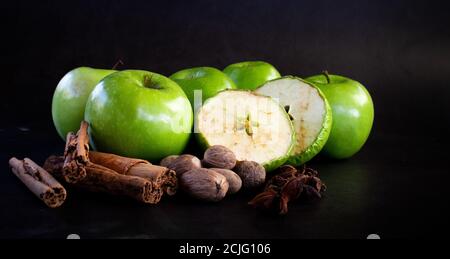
[248,165,326,215]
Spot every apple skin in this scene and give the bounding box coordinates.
[169,67,236,109]
[52,67,116,139]
[84,70,193,162]
[223,61,281,90]
[305,74,374,159]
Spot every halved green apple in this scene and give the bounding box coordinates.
[255,76,332,166]
[195,90,295,172]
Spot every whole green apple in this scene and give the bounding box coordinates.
[223,61,281,90]
[169,67,236,110]
[84,70,193,162]
[305,73,374,159]
[52,67,116,139]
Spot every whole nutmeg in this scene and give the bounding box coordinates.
[210,168,242,194]
[167,154,201,176]
[179,168,229,202]
[159,155,179,168]
[233,161,266,189]
[202,145,236,169]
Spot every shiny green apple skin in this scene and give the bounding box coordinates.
[169,67,236,108]
[305,74,374,159]
[84,70,193,162]
[223,61,281,90]
[52,67,116,139]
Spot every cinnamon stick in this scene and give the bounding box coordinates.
[63,121,89,183]
[129,163,177,196]
[89,151,177,195]
[44,156,163,204]
[9,157,66,208]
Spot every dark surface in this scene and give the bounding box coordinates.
[1,0,450,239]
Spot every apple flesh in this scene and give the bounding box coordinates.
[84,70,193,162]
[223,61,281,90]
[169,67,236,110]
[305,73,374,159]
[196,90,295,172]
[255,77,332,165]
[52,67,116,139]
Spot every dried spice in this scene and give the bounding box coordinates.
[43,121,177,204]
[44,156,158,204]
[179,168,229,202]
[202,145,237,169]
[233,161,266,189]
[159,155,179,168]
[62,121,90,183]
[248,165,326,215]
[210,168,242,194]
[89,151,178,196]
[9,157,66,208]
[167,154,202,176]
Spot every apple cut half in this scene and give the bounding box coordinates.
[255,76,332,166]
[196,90,295,172]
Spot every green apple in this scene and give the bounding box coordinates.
[255,76,332,166]
[305,73,374,159]
[196,90,295,172]
[52,67,116,139]
[169,67,236,110]
[223,61,281,90]
[84,70,193,162]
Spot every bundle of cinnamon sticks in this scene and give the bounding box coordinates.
[9,121,178,208]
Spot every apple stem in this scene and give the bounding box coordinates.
[112,59,124,70]
[322,70,331,84]
[143,74,160,89]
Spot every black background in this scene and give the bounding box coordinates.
[1,0,450,239]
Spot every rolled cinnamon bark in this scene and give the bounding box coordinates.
[44,156,163,204]
[9,157,66,208]
[63,121,89,183]
[89,151,177,195]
